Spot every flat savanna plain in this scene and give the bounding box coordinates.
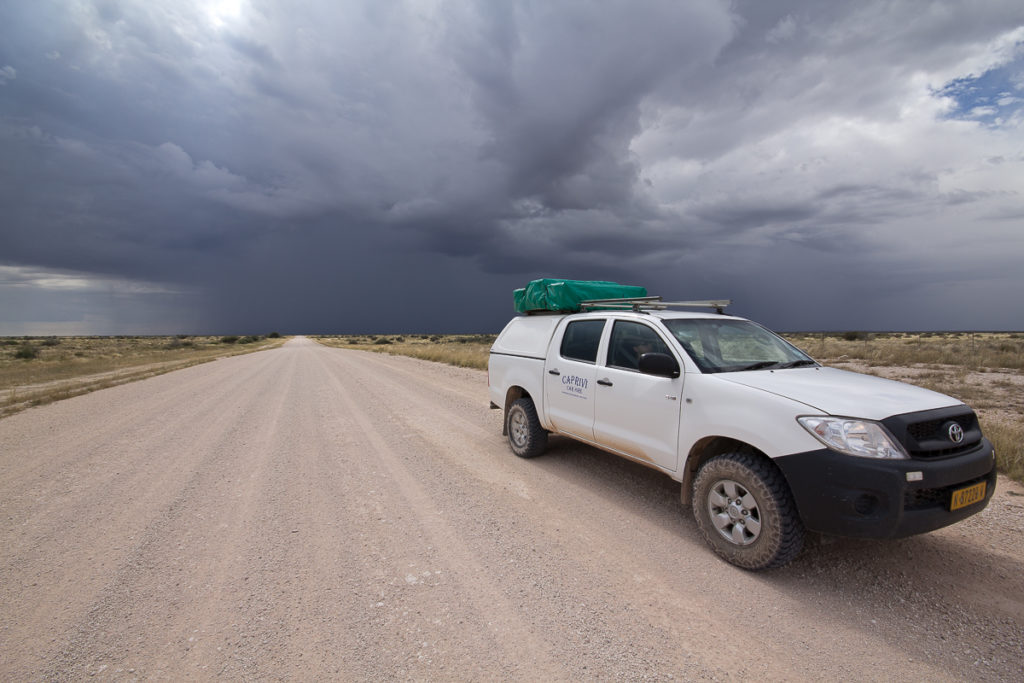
[0,335,286,419]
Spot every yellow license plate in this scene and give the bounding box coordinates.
[950,481,987,511]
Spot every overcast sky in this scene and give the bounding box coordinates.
[1,0,1023,334]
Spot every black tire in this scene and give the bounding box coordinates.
[506,398,547,458]
[692,452,804,570]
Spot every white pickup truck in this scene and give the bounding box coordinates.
[487,299,996,570]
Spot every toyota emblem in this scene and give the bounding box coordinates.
[947,423,964,443]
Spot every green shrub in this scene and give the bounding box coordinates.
[238,335,261,344]
[220,335,239,344]
[268,332,281,338]
[15,344,39,359]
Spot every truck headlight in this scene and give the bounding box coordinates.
[797,416,908,459]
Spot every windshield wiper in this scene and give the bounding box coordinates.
[778,359,818,369]
[737,361,782,371]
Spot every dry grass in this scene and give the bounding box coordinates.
[1,335,287,418]
[783,331,1024,371]
[314,334,494,370]
[980,420,1024,482]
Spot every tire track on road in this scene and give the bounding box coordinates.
[36,346,302,679]
[309,345,570,680]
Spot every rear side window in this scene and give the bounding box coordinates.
[560,320,605,363]
[608,320,671,371]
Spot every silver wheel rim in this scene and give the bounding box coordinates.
[509,408,528,448]
[707,478,762,546]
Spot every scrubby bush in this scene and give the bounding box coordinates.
[373,337,393,345]
[15,343,39,359]
[456,334,497,344]
[268,332,281,338]
[220,335,239,344]
[238,335,261,344]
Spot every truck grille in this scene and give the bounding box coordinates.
[907,415,975,441]
[882,407,983,460]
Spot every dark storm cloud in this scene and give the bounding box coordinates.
[1,0,1023,334]
[447,1,731,208]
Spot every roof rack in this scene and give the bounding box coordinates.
[579,297,731,314]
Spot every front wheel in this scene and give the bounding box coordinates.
[506,398,547,458]
[692,452,804,570]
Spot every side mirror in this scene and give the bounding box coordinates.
[638,352,680,378]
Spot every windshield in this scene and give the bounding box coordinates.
[662,319,816,374]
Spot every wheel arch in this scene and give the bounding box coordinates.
[680,437,782,506]
[502,386,531,435]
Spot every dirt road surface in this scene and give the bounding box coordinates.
[2,336,1022,680]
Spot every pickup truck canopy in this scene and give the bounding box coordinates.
[513,279,647,314]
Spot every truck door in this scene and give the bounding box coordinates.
[543,319,606,440]
[593,320,684,472]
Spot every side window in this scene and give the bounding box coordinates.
[608,320,671,371]
[560,320,605,363]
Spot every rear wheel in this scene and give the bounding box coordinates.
[692,452,804,570]
[507,398,547,458]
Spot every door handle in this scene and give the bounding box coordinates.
[597,378,613,387]
[548,369,560,375]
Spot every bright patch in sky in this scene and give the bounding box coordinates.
[938,56,1024,125]
[206,0,244,27]
[0,266,183,294]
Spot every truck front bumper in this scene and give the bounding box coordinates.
[774,440,996,539]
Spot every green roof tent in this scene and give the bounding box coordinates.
[513,279,647,314]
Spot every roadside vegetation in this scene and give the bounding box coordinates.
[783,331,1024,372]
[319,331,1024,483]
[314,334,495,370]
[1,334,286,418]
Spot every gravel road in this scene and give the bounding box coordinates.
[1,336,1022,680]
